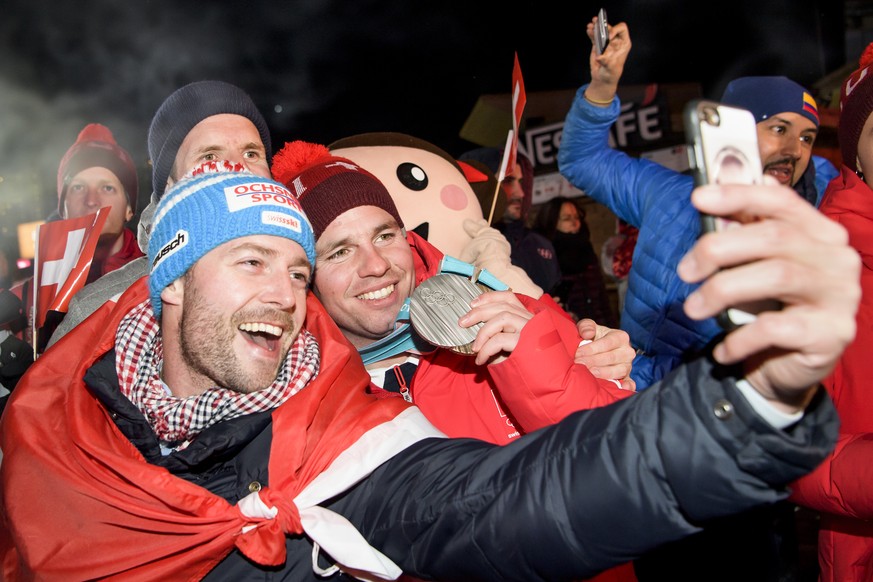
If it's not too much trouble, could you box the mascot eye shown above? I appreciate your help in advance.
[396,163,428,191]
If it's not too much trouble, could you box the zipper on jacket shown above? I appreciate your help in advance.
[392,365,413,402]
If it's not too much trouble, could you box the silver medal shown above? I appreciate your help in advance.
[409,274,485,355]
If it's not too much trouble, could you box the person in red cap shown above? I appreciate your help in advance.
[56,123,143,281]
[789,42,873,582]
[7,123,143,353]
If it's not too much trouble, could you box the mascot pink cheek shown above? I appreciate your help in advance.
[440,184,469,211]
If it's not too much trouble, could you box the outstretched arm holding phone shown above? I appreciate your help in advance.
[679,179,860,413]
[559,17,726,389]
[363,180,858,581]
[584,16,632,105]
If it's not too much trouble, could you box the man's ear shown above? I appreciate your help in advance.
[160,278,184,308]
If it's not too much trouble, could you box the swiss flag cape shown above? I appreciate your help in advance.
[1,278,438,580]
[34,207,109,329]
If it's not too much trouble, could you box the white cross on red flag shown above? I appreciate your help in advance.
[497,52,528,182]
[508,51,527,175]
[34,207,109,329]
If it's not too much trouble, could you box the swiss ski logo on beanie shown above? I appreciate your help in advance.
[261,210,303,234]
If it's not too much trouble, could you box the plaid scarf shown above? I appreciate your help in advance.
[115,299,320,446]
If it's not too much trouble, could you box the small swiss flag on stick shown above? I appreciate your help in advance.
[33,207,110,334]
[488,53,528,224]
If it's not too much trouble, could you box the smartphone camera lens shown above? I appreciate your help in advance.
[703,106,720,126]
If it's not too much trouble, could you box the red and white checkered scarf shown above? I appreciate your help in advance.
[115,299,320,446]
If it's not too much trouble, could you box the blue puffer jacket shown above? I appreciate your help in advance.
[558,85,721,389]
[813,156,839,206]
[558,85,834,389]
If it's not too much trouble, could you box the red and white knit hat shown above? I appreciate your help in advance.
[56,123,139,216]
[271,141,404,239]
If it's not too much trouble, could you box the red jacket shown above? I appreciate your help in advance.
[1,278,421,579]
[790,167,873,582]
[400,232,632,444]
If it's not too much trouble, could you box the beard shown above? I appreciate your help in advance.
[762,156,798,184]
[178,280,295,394]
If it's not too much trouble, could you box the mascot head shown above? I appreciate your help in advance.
[329,132,503,258]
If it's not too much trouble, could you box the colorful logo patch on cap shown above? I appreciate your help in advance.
[802,92,819,124]
[152,229,188,268]
[224,181,303,213]
[261,210,303,233]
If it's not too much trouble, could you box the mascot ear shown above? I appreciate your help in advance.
[457,160,488,184]
[459,159,506,225]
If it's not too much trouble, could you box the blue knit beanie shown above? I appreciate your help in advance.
[720,76,819,128]
[148,169,315,316]
[147,80,272,202]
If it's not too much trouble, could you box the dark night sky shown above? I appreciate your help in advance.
[0,0,850,251]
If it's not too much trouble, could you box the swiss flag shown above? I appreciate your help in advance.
[508,51,527,176]
[34,207,109,329]
[497,53,527,182]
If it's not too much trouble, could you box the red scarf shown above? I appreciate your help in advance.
[1,278,422,580]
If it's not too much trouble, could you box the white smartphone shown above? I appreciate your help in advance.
[684,99,781,329]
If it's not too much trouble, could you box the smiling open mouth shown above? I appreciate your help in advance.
[239,322,282,351]
[357,284,394,301]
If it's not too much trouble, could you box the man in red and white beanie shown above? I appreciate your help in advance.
[271,140,634,448]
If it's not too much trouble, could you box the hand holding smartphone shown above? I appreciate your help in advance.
[684,100,781,329]
[594,8,609,55]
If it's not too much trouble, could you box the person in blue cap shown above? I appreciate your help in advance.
[557,17,835,391]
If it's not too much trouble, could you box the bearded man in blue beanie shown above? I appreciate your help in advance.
[557,18,835,391]
[49,80,274,346]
